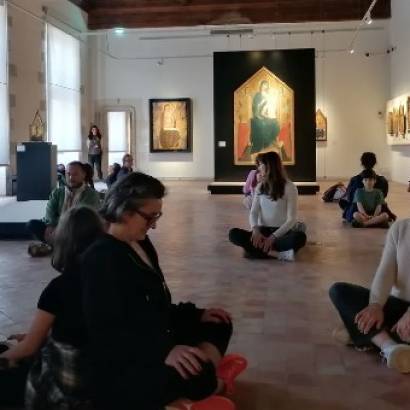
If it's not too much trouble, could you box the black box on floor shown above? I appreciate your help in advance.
[16,142,57,201]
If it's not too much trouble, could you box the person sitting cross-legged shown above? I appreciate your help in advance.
[329,219,410,373]
[350,169,389,228]
[26,161,100,256]
[229,151,306,262]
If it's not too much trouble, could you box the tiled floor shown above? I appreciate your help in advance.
[1,181,410,409]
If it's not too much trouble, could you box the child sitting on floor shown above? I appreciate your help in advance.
[351,169,389,228]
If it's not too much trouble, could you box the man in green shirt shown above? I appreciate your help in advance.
[27,161,100,253]
[352,169,389,228]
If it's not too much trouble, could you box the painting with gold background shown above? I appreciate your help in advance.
[234,67,295,165]
[386,94,410,145]
[316,109,327,141]
[150,98,192,152]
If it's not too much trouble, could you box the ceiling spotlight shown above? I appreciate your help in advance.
[349,48,355,54]
[157,58,164,66]
[364,12,373,25]
[114,27,125,35]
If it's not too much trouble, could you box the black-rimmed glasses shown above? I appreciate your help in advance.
[135,209,162,225]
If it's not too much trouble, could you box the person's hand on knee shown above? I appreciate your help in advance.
[355,303,384,334]
[251,228,265,249]
[165,345,208,380]
[392,311,410,343]
[261,235,275,253]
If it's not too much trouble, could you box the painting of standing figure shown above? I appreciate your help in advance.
[234,67,295,165]
[150,98,192,152]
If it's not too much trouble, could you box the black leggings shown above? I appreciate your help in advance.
[88,154,102,180]
[329,282,410,347]
[229,226,306,257]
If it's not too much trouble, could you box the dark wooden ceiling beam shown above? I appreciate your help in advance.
[69,0,391,30]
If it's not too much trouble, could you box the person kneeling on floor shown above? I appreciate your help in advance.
[229,151,306,262]
[349,169,389,228]
[330,219,410,373]
[26,161,100,257]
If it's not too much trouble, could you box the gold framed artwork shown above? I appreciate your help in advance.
[233,66,295,165]
[149,98,192,152]
[29,110,45,142]
[316,109,327,141]
[386,94,410,145]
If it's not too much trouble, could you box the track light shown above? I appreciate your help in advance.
[114,27,125,35]
[364,12,373,25]
[349,49,355,54]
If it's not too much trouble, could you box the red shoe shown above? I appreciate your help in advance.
[216,354,248,395]
[191,396,235,410]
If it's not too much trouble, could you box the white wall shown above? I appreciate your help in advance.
[94,22,391,180]
[0,0,88,195]
[389,0,410,184]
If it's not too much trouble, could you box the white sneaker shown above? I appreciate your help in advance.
[277,249,295,262]
[332,325,353,346]
[381,344,410,373]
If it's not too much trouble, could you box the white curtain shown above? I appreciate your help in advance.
[107,111,129,166]
[47,25,81,163]
[0,2,9,166]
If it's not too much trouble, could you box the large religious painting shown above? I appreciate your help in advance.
[150,98,192,152]
[315,109,327,141]
[234,67,295,165]
[386,94,410,145]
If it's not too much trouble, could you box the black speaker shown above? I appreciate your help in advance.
[16,142,57,201]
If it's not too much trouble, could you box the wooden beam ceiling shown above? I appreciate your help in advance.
[69,0,391,30]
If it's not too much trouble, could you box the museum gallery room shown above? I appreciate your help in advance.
[2,0,410,409]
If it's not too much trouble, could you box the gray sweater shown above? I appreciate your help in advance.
[370,219,410,306]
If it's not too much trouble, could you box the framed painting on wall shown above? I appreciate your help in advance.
[315,109,327,141]
[149,98,192,152]
[386,94,410,145]
[233,66,295,165]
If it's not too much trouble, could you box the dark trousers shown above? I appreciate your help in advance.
[162,321,233,404]
[93,321,233,410]
[0,344,31,406]
[229,226,307,257]
[329,282,410,347]
[27,219,47,243]
[88,154,102,180]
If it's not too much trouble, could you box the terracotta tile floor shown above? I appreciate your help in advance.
[1,181,410,409]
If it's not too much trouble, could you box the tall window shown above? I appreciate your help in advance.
[0,2,8,195]
[47,25,81,165]
[107,111,131,166]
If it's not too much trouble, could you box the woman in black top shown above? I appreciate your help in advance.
[0,206,105,409]
[87,125,103,180]
[81,172,233,410]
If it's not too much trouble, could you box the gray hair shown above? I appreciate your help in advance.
[100,172,166,223]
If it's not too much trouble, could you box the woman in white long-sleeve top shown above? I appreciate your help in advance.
[330,219,410,373]
[229,151,306,262]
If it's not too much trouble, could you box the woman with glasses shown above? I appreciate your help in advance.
[81,172,242,410]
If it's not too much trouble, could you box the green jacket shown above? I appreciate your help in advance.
[43,186,100,227]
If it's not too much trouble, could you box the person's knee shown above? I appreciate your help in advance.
[26,219,39,234]
[329,282,351,305]
[228,228,241,244]
[185,361,217,401]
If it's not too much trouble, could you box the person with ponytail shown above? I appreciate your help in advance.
[229,151,306,261]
